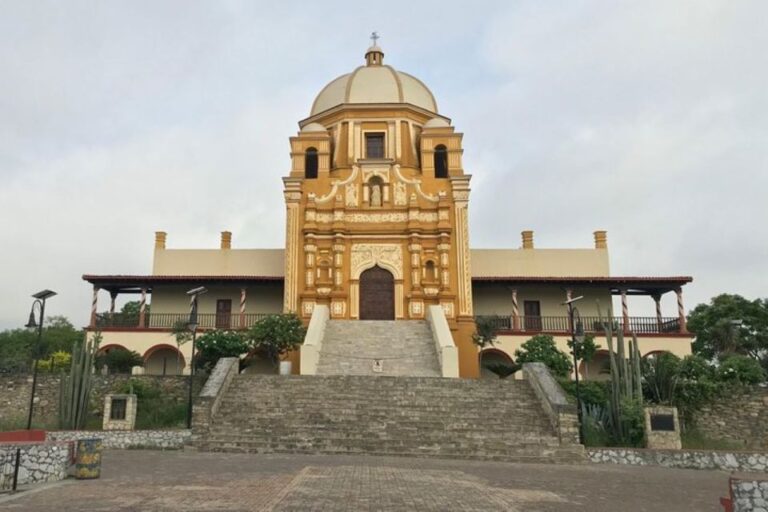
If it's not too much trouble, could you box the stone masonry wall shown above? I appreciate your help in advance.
[0,374,204,428]
[694,387,768,450]
[0,443,70,488]
[731,474,768,512]
[589,448,768,473]
[47,430,191,450]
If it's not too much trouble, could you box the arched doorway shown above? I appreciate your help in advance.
[143,344,186,376]
[480,349,518,379]
[359,265,395,320]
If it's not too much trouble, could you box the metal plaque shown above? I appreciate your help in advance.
[650,413,675,431]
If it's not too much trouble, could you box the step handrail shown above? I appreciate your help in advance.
[192,357,239,439]
[426,305,459,378]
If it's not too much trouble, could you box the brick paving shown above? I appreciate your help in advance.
[0,449,728,511]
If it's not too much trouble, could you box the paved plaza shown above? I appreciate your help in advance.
[0,450,727,511]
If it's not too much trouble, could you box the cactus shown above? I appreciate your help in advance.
[598,305,643,443]
[59,333,100,430]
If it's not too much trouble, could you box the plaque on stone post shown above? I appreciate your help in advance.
[643,405,681,449]
[102,394,137,431]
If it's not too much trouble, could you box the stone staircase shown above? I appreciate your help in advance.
[316,320,441,377]
[197,375,585,463]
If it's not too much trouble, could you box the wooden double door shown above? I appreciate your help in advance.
[359,265,395,320]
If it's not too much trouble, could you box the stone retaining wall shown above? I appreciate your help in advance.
[589,447,768,473]
[0,442,70,488]
[0,374,204,427]
[47,430,191,450]
[730,474,768,512]
[695,387,768,450]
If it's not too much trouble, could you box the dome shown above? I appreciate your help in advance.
[301,122,327,133]
[310,46,438,117]
[424,117,450,128]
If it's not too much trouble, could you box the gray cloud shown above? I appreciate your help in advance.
[0,1,765,328]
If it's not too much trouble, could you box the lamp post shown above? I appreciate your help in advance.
[24,289,57,430]
[185,286,207,429]
[563,295,585,444]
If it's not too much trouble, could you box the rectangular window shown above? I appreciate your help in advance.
[110,398,127,420]
[365,133,385,159]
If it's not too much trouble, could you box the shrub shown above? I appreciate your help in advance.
[247,314,306,366]
[195,330,249,372]
[678,354,714,381]
[37,350,72,372]
[96,348,144,374]
[642,352,682,404]
[717,354,766,384]
[514,335,572,378]
[559,379,609,409]
[472,316,499,348]
[616,397,645,447]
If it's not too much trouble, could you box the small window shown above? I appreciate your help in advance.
[365,133,385,159]
[424,260,437,281]
[110,398,127,420]
[305,147,318,179]
[434,145,448,178]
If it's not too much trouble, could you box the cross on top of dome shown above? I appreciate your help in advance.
[365,31,384,66]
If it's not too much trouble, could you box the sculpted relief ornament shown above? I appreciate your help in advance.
[345,183,358,207]
[350,244,403,279]
[394,181,407,206]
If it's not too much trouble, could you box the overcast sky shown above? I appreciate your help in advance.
[1,1,766,330]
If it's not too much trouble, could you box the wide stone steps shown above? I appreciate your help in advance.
[316,320,441,377]
[196,374,586,463]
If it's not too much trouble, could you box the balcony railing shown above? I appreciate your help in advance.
[475,315,682,334]
[94,312,271,330]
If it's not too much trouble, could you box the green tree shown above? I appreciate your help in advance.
[717,354,766,384]
[195,330,249,371]
[0,316,83,372]
[247,314,306,367]
[472,316,499,349]
[688,294,768,361]
[514,335,573,378]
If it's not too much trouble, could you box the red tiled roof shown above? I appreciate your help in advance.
[82,274,282,285]
[472,276,692,284]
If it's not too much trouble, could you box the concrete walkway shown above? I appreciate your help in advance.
[0,450,727,511]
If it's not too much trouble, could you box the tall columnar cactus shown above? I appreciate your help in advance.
[598,306,643,441]
[59,333,100,430]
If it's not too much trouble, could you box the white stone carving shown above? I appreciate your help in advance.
[394,181,407,206]
[345,183,358,207]
[350,244,403,279]
[315,165,359,204]
[441,302,455,318]
[312,212,439,224]
[393,164,439,203]
[424,287,439,297]
[332,301,345,316]
[317,287,332,296]
[303,301,315,315]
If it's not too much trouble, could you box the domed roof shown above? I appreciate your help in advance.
[310,46,438,117]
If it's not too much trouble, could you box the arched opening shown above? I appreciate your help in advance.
[642,350,673,361]
[434,145,448,178]
[480,349,518,379]
[423,260,438,282]
[359,265,395,320]
[305,147,318,179]
[579,350,612,381]
[143,344,186,376]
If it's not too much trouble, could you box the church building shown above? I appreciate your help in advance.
[83,43,693,379]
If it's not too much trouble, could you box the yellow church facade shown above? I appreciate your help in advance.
[83,45,693,379]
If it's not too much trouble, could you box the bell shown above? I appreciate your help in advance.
[25,309,38,329]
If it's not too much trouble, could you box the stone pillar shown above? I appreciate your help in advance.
[511,289,520,330]
[109,291,117,317]
[304,242,316,290]
[452,177,473,316]
[438,241,451,290]
[283,178,302,314]
[675,288,687,333]
[621,290,630,334]
[139,288,147,328]
[90,285,99,328]
[239,288,247,328]
[332,240,345,290]
[653,294,663,333]
[409,243,422,289]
